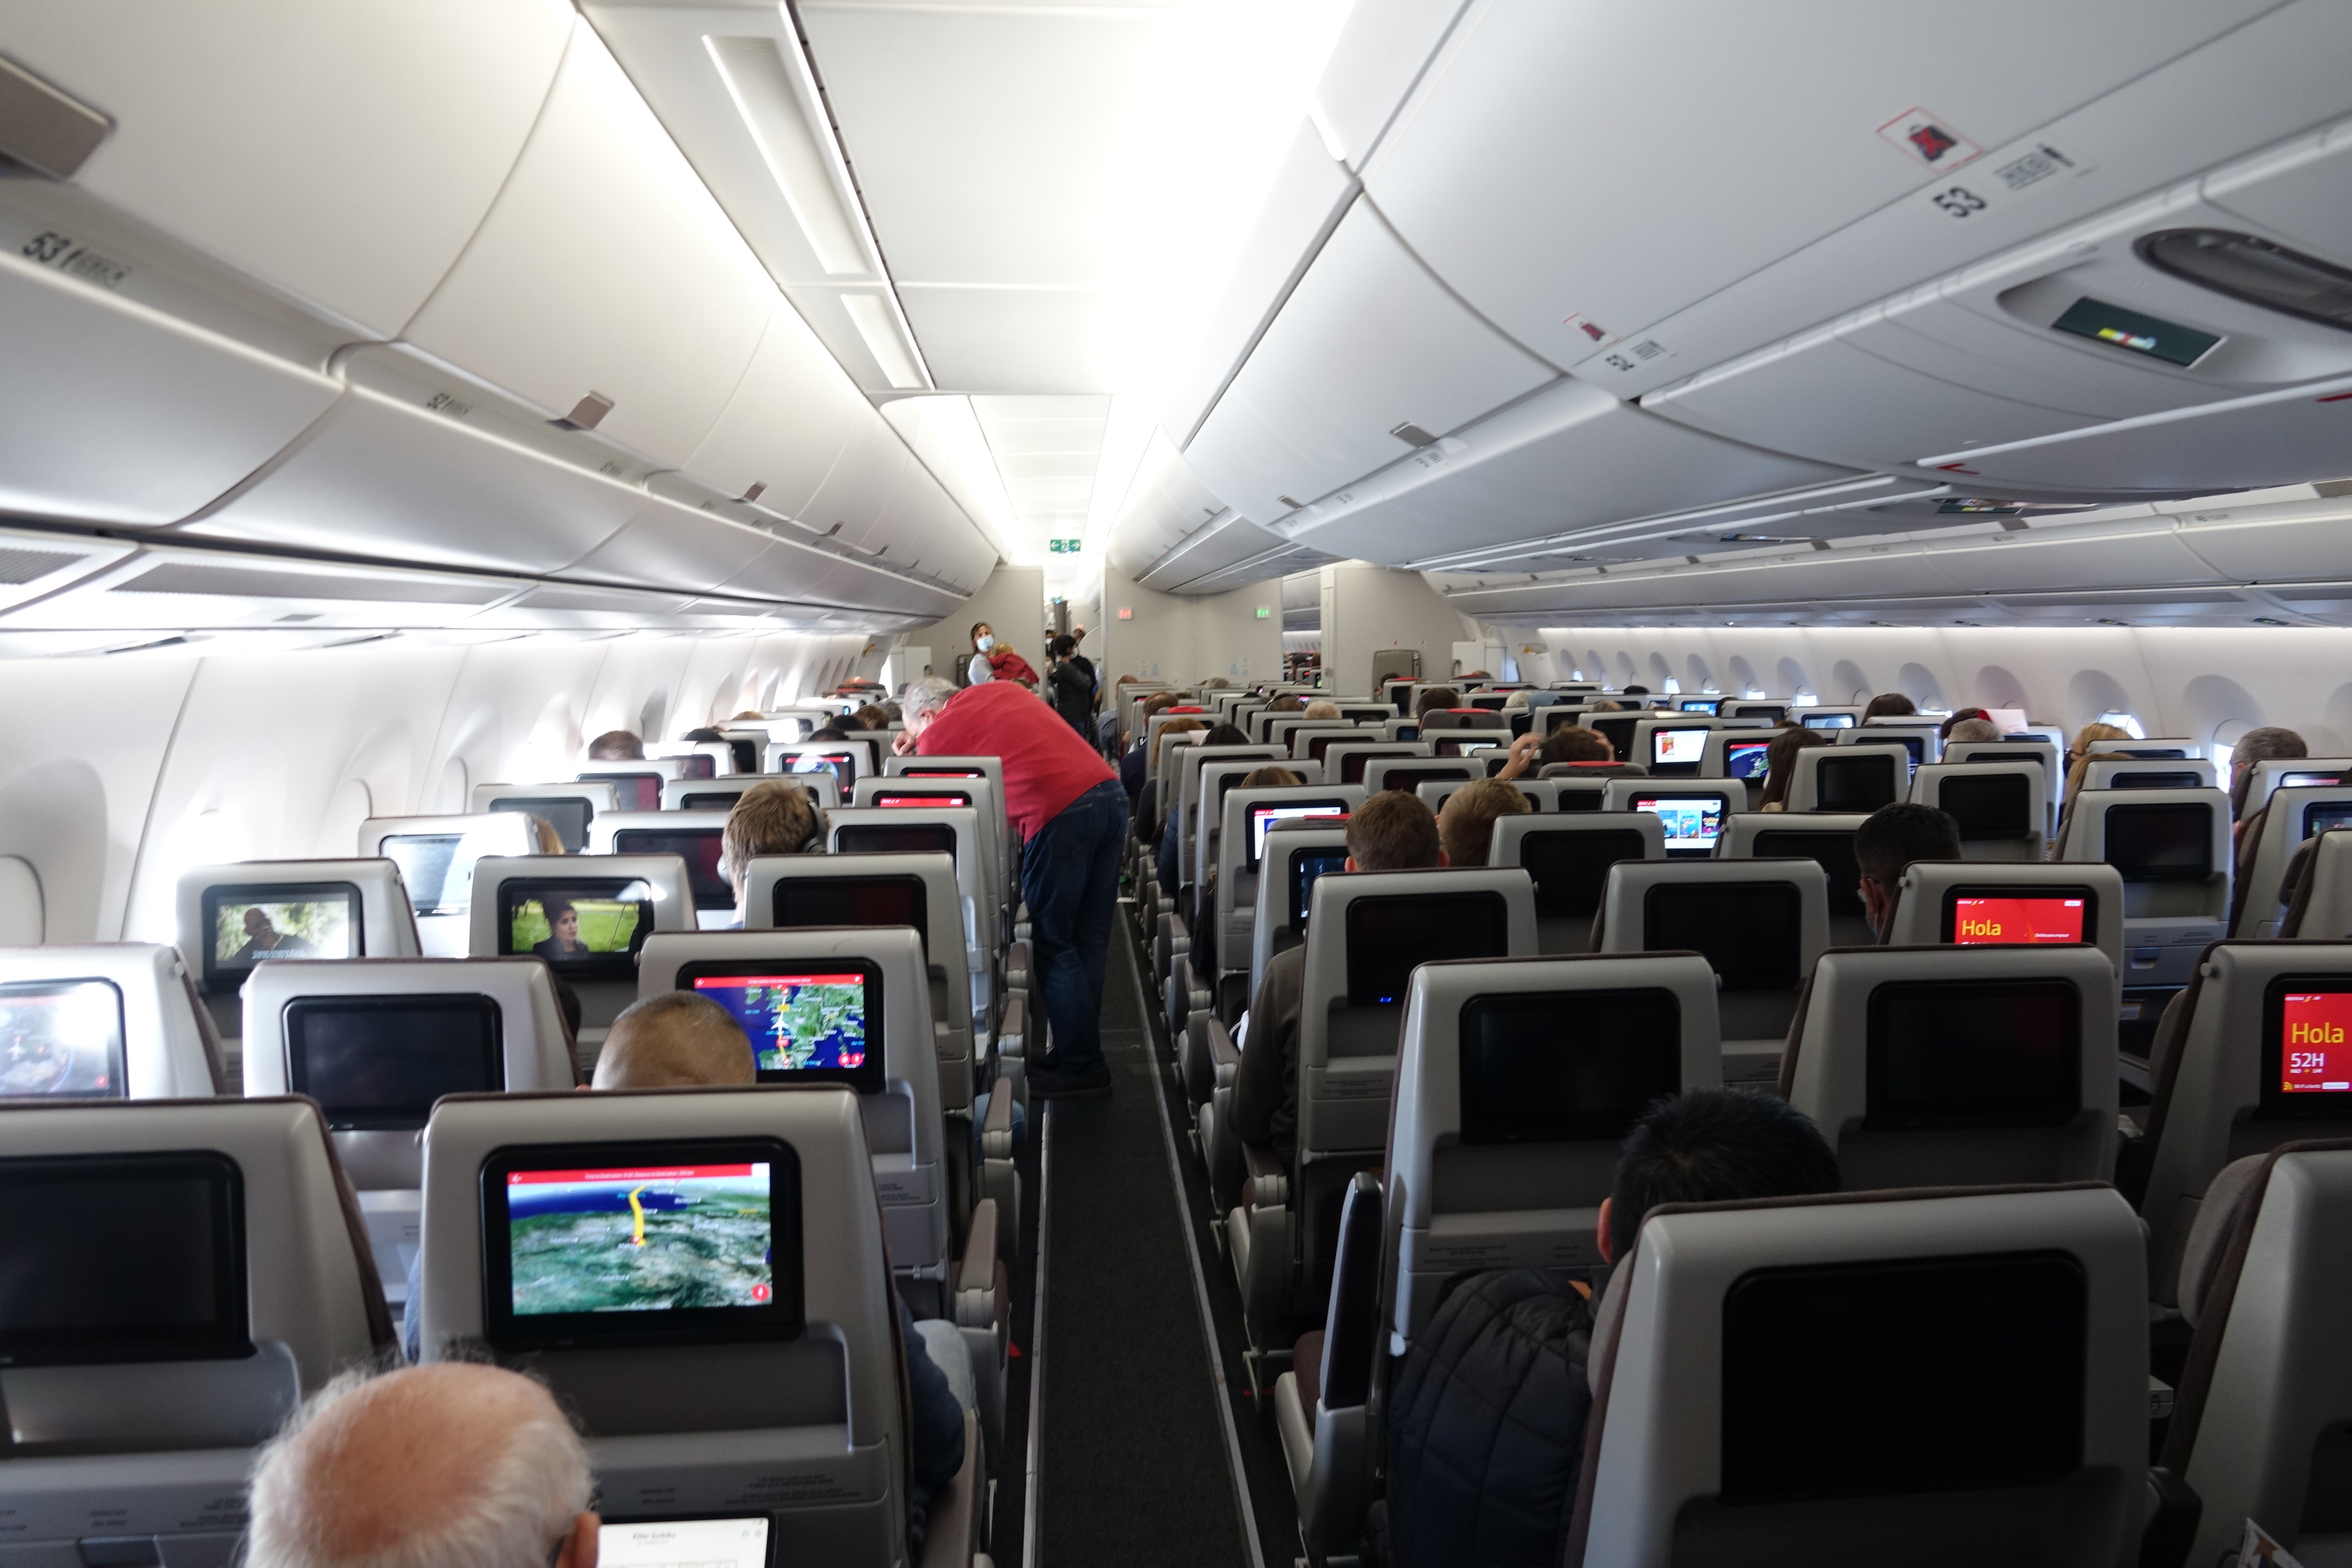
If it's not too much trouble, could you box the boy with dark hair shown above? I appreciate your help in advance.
[1852,800,1962,936]
[1381,1089,1840,1568]
[1230,791,1444,1161]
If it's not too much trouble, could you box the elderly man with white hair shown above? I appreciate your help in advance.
[895,673,1124,1098]
[246,1363,598,1568]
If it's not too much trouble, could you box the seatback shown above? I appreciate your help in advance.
[2236,786,2352,937]
[466,855,697,1034]
[587,811,736,924]
[1792,704,1864,731]
[0,1097,389,1564]
[469,779,619,853]
[1194,759,1295,895]
[1419,777,1560,815]
[746,851,974,1106]
[577,757,687,814]
[1249,825,1354,996]
[241,957,577,1302]
[1595,859,1830,1084]
[648,739,739,779]
[1883,861,2129,973]
[361,812,538,955]
[1361,756,1481,797]
[1782,946,2118,1189]
[1601,779,1735,858]
[1385,953,1719,1342]
[1700,730,1777,793]
[2284,829,2352,939]
[1785,743,1909,814]
[1176,746,1284,893]
[1944,740,2062,831]
[178,858,423,1045]
[1285,720,1363,760]
[2061,788,2232,987]
[823,807,996,1027]
[854,774,1008,922]
[1570,1185,2148,1568]
[2141,942,2352,1304]
[1296,868,1537,1157]
[1218,786,1362,991]
[0,943,222,1099]
[417,1086,907,1564]
[1910,762,2048,862]
[2163,1140,2352,1568]
[2082,757,2218,793]
[2105,739,2201,762]
[638,927,951,1305]
[668,772,838,811]
[1719,813,1875,948]
[1489,813,1666,955]
[769,742,869,802]
[880,756,1013,912]
[1854,719,1942,766]
[1552,776,1615,812]
[1323,741,1433,787]
[1425,728,1511,762]
[1631,717,1719,777]
[2243,757,2352,822]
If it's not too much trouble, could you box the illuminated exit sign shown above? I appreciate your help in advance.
[1047,538,1083,553]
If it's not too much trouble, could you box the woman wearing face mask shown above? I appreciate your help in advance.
[966,621,1039,690]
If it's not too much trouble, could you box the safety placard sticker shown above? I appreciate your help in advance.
[1878,107,1982,170]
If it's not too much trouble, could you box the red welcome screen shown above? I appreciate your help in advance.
[1953,896,2084,945]
[2281,991,2352,1093]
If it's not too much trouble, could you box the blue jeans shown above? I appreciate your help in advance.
[1021,779,1126,1072]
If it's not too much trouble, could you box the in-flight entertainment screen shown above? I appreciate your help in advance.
[1633,795,1725,855]
[2271,984,2352,1106]
[498,880,655,979]
[486,796,592,854]
[612,829,731,912]
[481,1138,801,1350]
[1251,803,1348,866]
[770,877,928,954]
[1949,894,2088,947]
[599,1519,769,1568]
[0,978,126,1100]
[1290,849,1347,925]
[202,883,360,992]
[284,994,502,1128]
[681,962,882,1091]
[1725,740,1773,782]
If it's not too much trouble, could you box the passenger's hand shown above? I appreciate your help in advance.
[1498,732,1541,779]
[892,728,919,756]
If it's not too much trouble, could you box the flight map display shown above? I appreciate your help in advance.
[692,973,868,1074]
[503,1161,774,1316]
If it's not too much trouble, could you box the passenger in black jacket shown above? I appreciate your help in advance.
[1377,1089,1839,1568]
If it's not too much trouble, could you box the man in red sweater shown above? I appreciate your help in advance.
[896,675,1124,1096]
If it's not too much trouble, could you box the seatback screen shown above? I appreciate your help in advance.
[1251,803,1348,867]
[901,768,985,780]
[0,978,126,1100]
[678,754,717,780]
[612,829,731,912]
[284,994,503,1129]
[488,796,592,854]
[835,822,957,858]
[2103,802,2212,881]
[2261,978,2352,1116]
[679,962,880,1090]
[1590,716,1639,759]
[599,1519,768,1568]
[1517,829,1648,919]
[202,882,361,993]
[1815,754,1899,813]
[1725,740,1772,782]
[2302,802,2352,841]
[1800,711,1855,730]
[1731,704,1786,722]
[785,753,856,796]
[681,789,751,812]
[1632,795,1725,855]
[584,773,662,813]
[1947,893,2089,947]
[1642,883,1802,991]
[2282,769,2341,789]
[1457,988,1680,1144]
[1339,749,1412,785]
[385,826,517,917]
[1376,765,1471,796]
[1938,772,2032,839]
[771,877,927,955]
[1651,728,1708,770]
[497,879,655,979]
[2109,769,2200,791]
[1344,892,1512,1007]
[1290,849,1348,926]
[481,1138,801,1350]
[1753,830,1864,917]
[1721,1252,2085,1503]
[1866,979,2080,1128]
[0,1151,247,1365]
[876,791,969,809]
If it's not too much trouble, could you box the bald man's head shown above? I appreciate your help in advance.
[247,1364,596,1568]
[591,992,756,1089]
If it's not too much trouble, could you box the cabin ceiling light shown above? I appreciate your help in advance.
[705,34,871,276]
[843,293,926,390]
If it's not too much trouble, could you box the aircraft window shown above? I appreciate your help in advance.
[2138,228,2352,334]
[201,881,362,994]
[0,1151,249,1365]
[0,978,126,1099]
[2091,710,2146,740]
[284,994,503,1129]
[678,959,882,1090]
[479,1136,803,1350]
[496,878,655,979]
[1456,988,1681,1145]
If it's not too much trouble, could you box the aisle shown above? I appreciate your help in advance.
[1025,909,1256,1567]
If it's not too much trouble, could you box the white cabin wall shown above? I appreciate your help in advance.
[1544,625,2352,754]
[904,566,1047,681]
[0,630,867,947]
[1321,561,1477,697]
[1093,561,1282,687]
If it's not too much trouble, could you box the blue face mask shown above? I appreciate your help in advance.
[977,635,995,652]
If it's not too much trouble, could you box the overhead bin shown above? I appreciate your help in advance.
[1184,197,1555,525]
[1308,0,1474,173]
[1106,431,1234,580]
[1644,133,2352,497]
[0,247,339,525]
[401,17,773,469]
[1158,118,1357,445]
[558,495,778,596]
[1354,0,2293,380]
[682,302,865,517]
[0,0,569,336]
[1273,380,1855,566]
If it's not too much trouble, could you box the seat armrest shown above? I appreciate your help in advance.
[981,1082,1016,1160]
[1241,1140,1289,1209]
[955,1198,1000,1312]
[2138,1466,2199,1568]
[916,1408,982,1568]
[1207,1018,1241,1079]
[996,995,1026,1061]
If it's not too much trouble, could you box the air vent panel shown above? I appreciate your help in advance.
[112,563,512,604]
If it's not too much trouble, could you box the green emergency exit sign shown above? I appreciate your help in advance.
[1048,538,1083,553]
